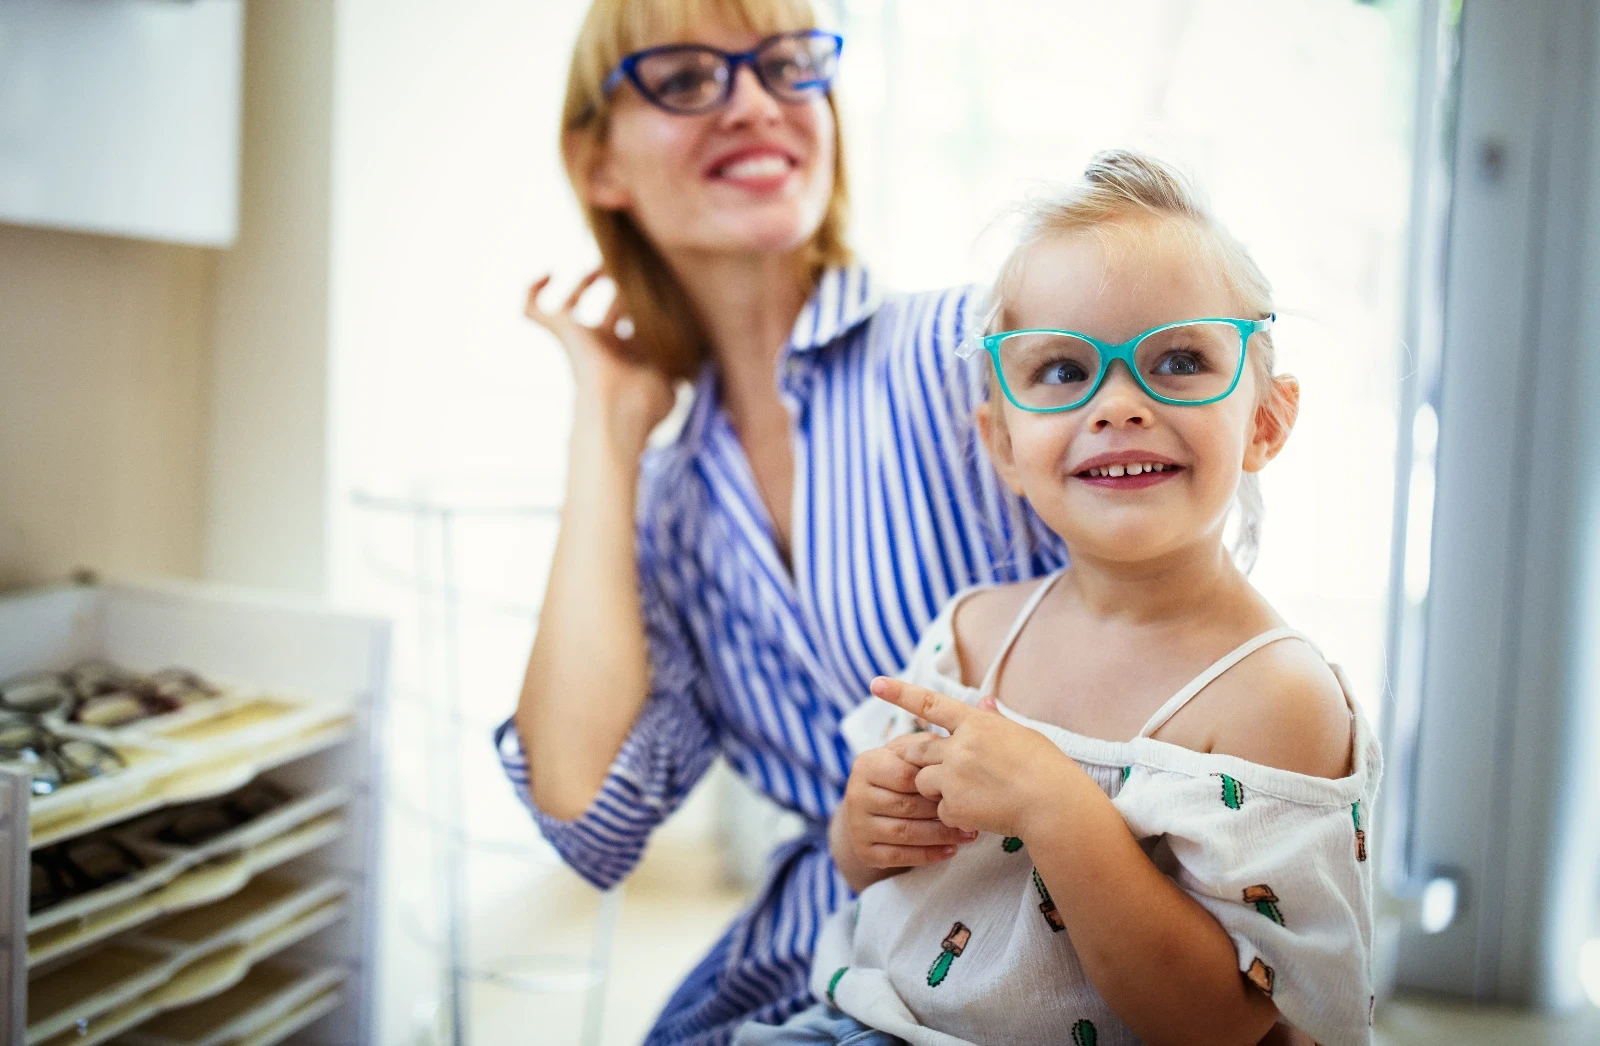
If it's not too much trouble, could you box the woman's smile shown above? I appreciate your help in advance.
[705,144,800,192]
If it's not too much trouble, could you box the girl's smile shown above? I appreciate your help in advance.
[1072,450,1186,490]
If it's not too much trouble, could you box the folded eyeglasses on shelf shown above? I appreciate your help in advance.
[0,660,224,796]
[30,833,147,915]
[27,779,293,915]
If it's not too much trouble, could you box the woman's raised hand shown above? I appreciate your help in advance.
[527,270,677,451]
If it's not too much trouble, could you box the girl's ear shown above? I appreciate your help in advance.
[976,399,1027,496]
[566,129,631,210]
[1243,373,1301,473]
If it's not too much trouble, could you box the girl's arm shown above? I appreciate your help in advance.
[514,273,677,819]
[1022,778,1280,1046]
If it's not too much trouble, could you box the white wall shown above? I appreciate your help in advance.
[206,0,338,594]
[0,223,213,588]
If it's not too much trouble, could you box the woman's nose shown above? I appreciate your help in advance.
[719,63,782,126]
[1086,363,1150,431]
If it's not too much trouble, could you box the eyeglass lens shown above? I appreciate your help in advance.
[633,32,839,113]
[994,322,1244,410]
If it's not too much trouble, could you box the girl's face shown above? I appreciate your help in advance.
[586,24,835,261]
[981,223,1297,566]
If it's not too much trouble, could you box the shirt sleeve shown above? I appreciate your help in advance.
[494,489,719,892]
[1115,765,1377,1046]
[913,285,1068,582]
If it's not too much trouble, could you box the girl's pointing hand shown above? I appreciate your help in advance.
[872,676,1082,840]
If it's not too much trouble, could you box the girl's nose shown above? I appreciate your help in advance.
[1086,362,1150,431]
[719,63,782,127]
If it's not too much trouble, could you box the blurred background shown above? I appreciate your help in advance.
[2,0,1598,1044]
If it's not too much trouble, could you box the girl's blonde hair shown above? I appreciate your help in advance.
[983,149,1287,573]
[560,0,853,380]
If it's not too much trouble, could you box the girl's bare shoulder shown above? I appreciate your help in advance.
[949,579,1047,690]
[1203,638,1354,780]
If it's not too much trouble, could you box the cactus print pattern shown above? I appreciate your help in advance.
[927,922,971,987]
[1246,957,1275,996]
[826,966,847,1005]
[1353,801,1368,862]
[1216,773,1244,809]
[1032,867,1065,932]
[1243,885,1284,926]
[1071,1019,1098,1045]
[1002,836,1024,853]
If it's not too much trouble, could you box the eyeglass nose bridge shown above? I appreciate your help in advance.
[719,53,779,108]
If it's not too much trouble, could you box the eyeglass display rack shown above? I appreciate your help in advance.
[0,578,390,1046]
[351,489,620,1046]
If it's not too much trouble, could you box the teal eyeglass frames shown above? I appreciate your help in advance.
[957,316,1274,413]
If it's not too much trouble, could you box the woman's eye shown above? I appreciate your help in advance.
[1036,360,1089,385]
[656,69,714,97]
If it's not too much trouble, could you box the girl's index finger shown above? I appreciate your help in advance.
[869,677,972,733]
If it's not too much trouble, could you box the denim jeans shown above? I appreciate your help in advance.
[733,1004,906,1046]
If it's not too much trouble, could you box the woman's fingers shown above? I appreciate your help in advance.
[525,274,555,324]
[600,294,627,338]
[561,267,607,313]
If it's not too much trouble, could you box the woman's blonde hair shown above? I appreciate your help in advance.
[983,149,1288,573]
[560,0,853,379]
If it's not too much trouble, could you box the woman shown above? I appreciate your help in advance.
[498,0,1060,1041]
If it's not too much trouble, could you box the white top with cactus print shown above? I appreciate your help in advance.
[815,571,1382,1046]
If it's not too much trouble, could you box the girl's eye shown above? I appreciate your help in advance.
[1036,360,1090,386]
[1153,351,1205,377]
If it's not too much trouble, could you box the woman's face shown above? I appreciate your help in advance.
[983,223,1293,566]
[587,24,835,260]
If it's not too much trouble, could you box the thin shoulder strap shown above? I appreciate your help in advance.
[1136,627,1319,739]
[978,568,1068,695]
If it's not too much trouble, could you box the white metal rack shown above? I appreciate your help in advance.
[0,579,390,1046]
[351,490,619,1046]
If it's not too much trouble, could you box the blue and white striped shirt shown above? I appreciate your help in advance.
[496,266,1063,1044]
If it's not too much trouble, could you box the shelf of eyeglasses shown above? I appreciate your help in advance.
[107,963,347,1046]
[26,873,350,1046]
[24,690,356,849]
[29,794,351,967]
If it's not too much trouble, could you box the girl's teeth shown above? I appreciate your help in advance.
[1086,462,1171,477]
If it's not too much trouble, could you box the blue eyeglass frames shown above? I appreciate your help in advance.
[601,30,844,115]
[957,316,1275,413]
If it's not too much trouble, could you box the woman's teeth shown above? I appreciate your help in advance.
[1083,462,1173,478]
[719,155,790,179]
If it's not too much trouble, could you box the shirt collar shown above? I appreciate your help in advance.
[785,263,883,354]
[671,264,882,451]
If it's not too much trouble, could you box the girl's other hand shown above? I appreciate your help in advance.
[832,744,977,890]
[526,270,676,451]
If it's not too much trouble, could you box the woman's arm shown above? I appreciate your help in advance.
[513,273,677,820]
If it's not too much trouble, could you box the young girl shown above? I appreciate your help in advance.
[736,151,1381,1046]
